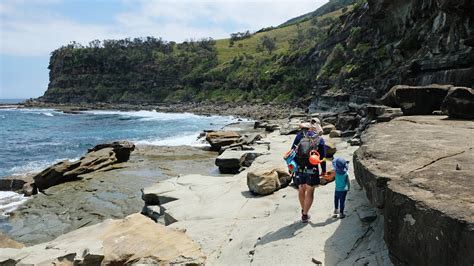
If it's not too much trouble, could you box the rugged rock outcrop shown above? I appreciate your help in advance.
[33,141,135,191]
[0,214,206,265]
[354,116,474,265]
[441,87,474,119]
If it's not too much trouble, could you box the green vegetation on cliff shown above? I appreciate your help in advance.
[42,0,474,107]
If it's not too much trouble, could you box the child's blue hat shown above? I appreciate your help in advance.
[332,157,349,174]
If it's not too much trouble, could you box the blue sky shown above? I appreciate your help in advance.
[0,0,326,99]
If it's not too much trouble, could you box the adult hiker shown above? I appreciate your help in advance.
[291,120,326,223]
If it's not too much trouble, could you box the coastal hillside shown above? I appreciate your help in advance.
[40,0,474,109]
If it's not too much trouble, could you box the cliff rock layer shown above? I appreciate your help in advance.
[353,116,474,265]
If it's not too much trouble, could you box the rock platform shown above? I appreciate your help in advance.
[354,116,474,265]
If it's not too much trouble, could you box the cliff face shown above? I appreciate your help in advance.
[308,0,474,110]
[40,0,473,106]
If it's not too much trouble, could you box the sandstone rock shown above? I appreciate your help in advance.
[215,147,268,174]
[329,130,342,138]
[0,233,24,249]
[0,178,26,192]
[354,116,474,265]
[205,131,241,151]
[322,124,336,134]
[0,214,206,265]
[87,141,135,162]
[381,84,453,115]
[441,87,474,119]
[247,159,291,195]
[32,141,135,191]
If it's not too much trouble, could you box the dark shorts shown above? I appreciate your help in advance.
[295,168,320,187]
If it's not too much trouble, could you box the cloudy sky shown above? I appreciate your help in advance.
[0,0,326,99]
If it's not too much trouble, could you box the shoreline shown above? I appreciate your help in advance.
[21,101,303,120]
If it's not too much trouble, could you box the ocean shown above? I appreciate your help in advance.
[0,108,241,215]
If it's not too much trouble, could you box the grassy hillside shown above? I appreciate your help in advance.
[215,6,353,64]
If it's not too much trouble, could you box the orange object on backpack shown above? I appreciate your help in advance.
[308,150,321,165]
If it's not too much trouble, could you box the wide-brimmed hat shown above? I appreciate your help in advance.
[332,157,349,174]
[300,121,323,135]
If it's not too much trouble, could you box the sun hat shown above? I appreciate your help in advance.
[332,157,349,174]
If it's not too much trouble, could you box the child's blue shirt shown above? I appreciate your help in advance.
[335,172,349,191]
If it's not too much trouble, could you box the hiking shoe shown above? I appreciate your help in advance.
[339,213,346,219]
[301,214,311,223]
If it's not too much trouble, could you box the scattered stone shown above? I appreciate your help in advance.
[322,124,336,134]
[356,207,378,223]
[349,138,361,146]
[329,130,342,138]
[440,87,474,119]
[456,163,461,170]
[312,257,322,265]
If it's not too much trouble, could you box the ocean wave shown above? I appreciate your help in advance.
[9,157,80,176]
[84,110,221,122]
[0,191,28,216]
[133,132,209,147]
[41,112,54,117]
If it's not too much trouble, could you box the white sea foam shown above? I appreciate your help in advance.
[84,110,234,122]
[41,112,54,117]
[134,132,209,147]
[0,191,28,216]
[9,157,80,176]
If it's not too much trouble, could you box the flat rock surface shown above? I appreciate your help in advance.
[146,132,391,265]
[355,116,474,221]
[354,115,474,265]
[0,213,205,265]
[0,145,220,245]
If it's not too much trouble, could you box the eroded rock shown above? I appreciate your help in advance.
[205,131,241,151]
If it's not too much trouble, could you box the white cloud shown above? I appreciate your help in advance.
[1,0,327,56]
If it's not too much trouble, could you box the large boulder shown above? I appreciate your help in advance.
[354,116,474,265]
[33,141,135,191]
[0,213,206,265]
[246,156,291,195]
[205,131,241,151]
[381,84,453,115]
[441,87,474,119]
[215,147,268,174]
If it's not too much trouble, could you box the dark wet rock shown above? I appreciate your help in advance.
[341,130,356,137]
[0,178,27,192]
[1,145,218,245]
[441,87,474,119]
[381,84,453,115]
[205,131,241,151]
[354,115,474,266]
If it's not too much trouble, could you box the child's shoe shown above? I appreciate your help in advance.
[332,209,338,218]
[339,213,346,219]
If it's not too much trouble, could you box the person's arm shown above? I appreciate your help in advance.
[291,132,302,150]
[346,173,351,191]
[318,137,326,158]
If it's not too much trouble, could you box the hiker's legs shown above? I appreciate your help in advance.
[339,191,348,213]
[298,185,306,212]
[303,184,315,215]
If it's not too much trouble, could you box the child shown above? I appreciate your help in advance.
[332,157,350,218]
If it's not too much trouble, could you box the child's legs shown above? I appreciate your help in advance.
[339,191,348,213]
[334,192,340,210]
